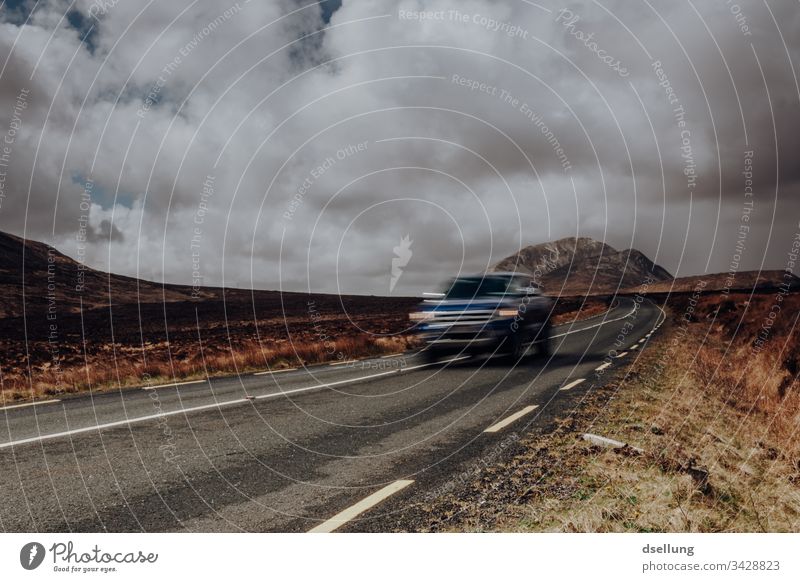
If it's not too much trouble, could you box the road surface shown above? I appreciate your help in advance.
[0,297,663,532]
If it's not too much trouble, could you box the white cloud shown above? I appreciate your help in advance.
[0,0,798,294]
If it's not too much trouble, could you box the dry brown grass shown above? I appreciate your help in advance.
[508,296,800,532]
[0,334,417,404]
[532,339,800,532]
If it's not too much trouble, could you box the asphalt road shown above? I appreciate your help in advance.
[0,297,663,532]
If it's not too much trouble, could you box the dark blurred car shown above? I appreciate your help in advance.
[410,272,554,362]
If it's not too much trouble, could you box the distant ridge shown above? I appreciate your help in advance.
[630,271,800,295]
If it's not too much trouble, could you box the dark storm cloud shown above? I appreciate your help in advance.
[0,0,798,294]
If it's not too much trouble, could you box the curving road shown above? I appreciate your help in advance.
[0,297,663,532]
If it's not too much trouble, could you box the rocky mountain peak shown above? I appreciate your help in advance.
[492,236,672,294]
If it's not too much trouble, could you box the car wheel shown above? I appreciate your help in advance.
[420,347,441,364]
[504,332,527,362]
[537,323,552,356]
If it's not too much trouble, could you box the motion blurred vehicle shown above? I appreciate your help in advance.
[410,272,554,362]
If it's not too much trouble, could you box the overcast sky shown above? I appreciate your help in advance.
[0,0,798,295]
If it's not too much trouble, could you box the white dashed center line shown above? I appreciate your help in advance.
[0,399,61,412]
[484,405,539,433]
[308,480,415,533]
[595,362,611,372]
[559,378,586,391]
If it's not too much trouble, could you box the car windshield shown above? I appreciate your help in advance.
[443,276,512,299]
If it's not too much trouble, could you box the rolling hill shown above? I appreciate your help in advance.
[0,230,214,318]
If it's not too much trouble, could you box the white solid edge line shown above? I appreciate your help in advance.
[559,378,585,392]
[0,399,61,412]
[329,360,358,366]
[0,356,469,450]
[143,380,206,391]
[253,368,297,376]
[595,362,611,372]
[380,353,404,358]
[484,405,539,433]
[308,480,415,533]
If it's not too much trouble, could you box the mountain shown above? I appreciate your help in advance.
[492,236,614,275]
[492,236,673,294]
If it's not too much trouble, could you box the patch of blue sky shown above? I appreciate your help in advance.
[72,173,135,209]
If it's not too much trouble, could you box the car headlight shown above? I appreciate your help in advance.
[496,309,519,317]
[409,311,435,321]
